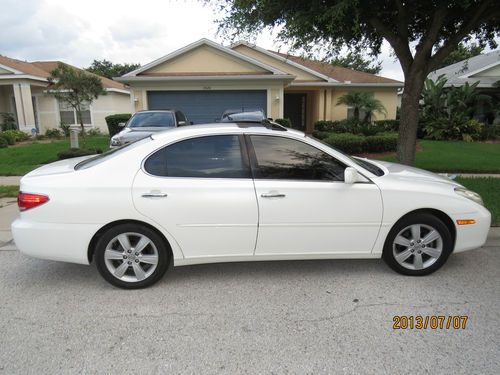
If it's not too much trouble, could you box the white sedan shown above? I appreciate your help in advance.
[12,123,491,288]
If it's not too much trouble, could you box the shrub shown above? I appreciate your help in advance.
[86,127,102,136]
[60,123,71,136]
[373,119,400,131]
[480,124,500,140]
[0,131,16,145]
[423,115,484,141]
[0,112,17,131]
[314,119,387,135]
[0,135,8,148]
[312,130,331,140]
[105,113,131,136]
[323,132,398,154]
[274,118,293,128]
[45,128,63,138]
[4,130,30,142]
[57,148,103,160]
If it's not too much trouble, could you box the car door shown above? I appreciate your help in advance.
[248,134,383,256]
[132,134,258,259]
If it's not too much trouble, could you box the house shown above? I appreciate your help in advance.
[0,55,131,134]
[427,50,500,124]
[117,39,403,133]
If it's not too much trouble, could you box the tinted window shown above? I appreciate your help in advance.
[250,136,346,181]
[175,111,187,123]
[128,112,175,128]
[145,135,249,178]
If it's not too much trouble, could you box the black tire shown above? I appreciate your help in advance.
[95,223,170,289]
[382,213,453,276]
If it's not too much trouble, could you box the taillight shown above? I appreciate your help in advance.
[17,192,49,211]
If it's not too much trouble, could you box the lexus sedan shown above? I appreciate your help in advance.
[109,109,190,148]
[12,123,490,289]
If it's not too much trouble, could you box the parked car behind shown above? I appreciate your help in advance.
[110,110,190,148]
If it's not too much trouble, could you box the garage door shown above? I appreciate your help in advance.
[147,90,267,124]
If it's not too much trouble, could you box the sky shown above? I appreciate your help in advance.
[0,0,422,81]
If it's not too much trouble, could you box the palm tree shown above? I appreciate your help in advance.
[336,92,386,122]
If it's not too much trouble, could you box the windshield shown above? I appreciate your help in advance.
[306,135,385,177]
[128,112,175,128]
[75,137,152,170]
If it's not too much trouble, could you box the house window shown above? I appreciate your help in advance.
[58,101,92,126]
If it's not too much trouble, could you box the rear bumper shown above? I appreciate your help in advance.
[11,219,101,265]
[452,205,491,253]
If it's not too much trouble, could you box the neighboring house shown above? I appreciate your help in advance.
[0,55,131,133]
[427,50,500,124]
[117,39,402,133]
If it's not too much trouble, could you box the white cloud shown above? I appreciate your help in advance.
[0,0,405,80]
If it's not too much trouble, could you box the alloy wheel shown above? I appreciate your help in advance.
[392,224,443,270]
[104,232,159,282]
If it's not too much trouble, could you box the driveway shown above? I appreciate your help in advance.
[0,202,499,374]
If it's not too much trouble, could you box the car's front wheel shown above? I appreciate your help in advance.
[383,213,453,276]
[95,224,170,289]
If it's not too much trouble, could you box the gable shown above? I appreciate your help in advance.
[232,44,325,82]
[470,64,500,78]
[140,45,271,76]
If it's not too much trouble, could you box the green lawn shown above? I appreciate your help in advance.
[456,177,500,226]
[0,185,18,198]
[0,136,110,176]
[374,140,500,173]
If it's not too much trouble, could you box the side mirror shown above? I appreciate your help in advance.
[178,121,186,126]
[118,122,126,128]
[190,121,194,125]
[344,167,360,184]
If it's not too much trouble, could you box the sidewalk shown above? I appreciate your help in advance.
[0,176,22,185]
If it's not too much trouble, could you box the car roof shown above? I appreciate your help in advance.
[150,122,304,141]
[135,109,179,114]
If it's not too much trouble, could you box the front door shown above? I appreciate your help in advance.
[284,93,307,130]
[248,135,383,255]
[132,135,258,259]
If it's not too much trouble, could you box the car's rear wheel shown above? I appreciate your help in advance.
[383,213,453,276]
[95,224,169,289]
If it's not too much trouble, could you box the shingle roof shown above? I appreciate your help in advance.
[0,55,127,90]
[268,51,402,84]
[427,50,500,87]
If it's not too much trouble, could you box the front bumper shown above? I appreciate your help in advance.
[452,204,491,253]
[11,218,101,265]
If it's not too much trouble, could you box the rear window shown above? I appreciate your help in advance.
[75,137,151,170]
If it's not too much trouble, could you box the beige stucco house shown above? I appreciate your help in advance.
[0,56,131,134]
[117,39,403,133]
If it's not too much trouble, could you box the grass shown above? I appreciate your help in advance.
[456,177,500,226]
[373,140,500,173]
[0,136,110,176]
[0,185,18,198]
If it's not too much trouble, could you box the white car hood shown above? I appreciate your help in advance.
[373,160,462,187]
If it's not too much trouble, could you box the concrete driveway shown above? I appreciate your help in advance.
[0,201,499,374]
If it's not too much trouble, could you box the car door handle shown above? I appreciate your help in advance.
[141,192,168,198]
[261,192,286,198]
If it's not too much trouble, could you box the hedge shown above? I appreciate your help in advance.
[322,132,398,154]
[314,119,401,136]
[274,118,293,128]
[57,148,103,160]
[105,113,131,137]
[0,136,8,148]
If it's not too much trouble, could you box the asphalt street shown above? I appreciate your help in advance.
[0,200,499,374]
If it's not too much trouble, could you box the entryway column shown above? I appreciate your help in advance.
[12,83,36,133]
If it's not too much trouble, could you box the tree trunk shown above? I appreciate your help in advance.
[397,75,426,165]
